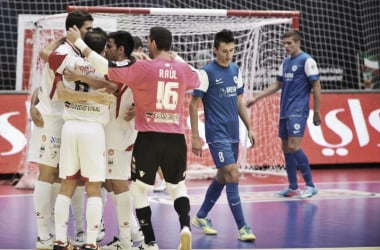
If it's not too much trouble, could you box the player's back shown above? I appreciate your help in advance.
[108,57,200,134]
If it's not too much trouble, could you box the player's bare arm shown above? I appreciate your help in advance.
[189,95,203,157]
[237,94,256,147]
[312,79,322,126]
[29,88,44,128]
[64,67,118,93]
[67,26,109,75]
[56,80,114,105]
[246,80,282,107]
[39,37,66,61]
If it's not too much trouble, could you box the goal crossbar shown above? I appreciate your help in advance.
[66,6,300,29]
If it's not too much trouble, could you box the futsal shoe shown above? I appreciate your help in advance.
[191,216,218,235]
[53,241,80,250]
[139,241,159,250]
[97,217,106,242]
[275,188,300,197]
[36,234,54,249]
[300,186,318,198]
[178,226,192,250]
[131,228,144,243]
[237,225,256,241]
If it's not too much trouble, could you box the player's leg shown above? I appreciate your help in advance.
[276,118,300,197]
[54,121,81,248]
[29,125,61,249]
[216,142,255,242]
[78,121,106,249]
[130,132,159,249]
[161,133,191,250]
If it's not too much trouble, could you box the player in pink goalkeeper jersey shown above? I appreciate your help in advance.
[67,26,202,250]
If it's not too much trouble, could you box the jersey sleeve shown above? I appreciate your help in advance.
[192,69,209,97]
[237,69,244,96]
[276,62,284,82]
[305,58,320,81]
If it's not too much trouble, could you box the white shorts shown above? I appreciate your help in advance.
[27,123,62,167]
[59,120,106,182]
[106,148,132,180]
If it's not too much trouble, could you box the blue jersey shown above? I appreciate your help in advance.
[276,51,319,118]
[193,60,244,143]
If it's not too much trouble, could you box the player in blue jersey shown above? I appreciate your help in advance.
[189,29,256,242]
[246,29,321,198]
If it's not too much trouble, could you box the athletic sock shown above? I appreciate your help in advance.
[136,206,156,244]
[226,183,246,229]
[284,152,299,190]
[34,180,53,240]
[174,196,191,229]
[115,191,132,245]
[197,179,224,218]
[86,197,103,245]
[294,149,315,187]
[71,185,85,233]
[54,194,71,243]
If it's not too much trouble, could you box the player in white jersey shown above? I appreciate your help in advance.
[45,29,115,250]
[65,30,144,250]
[29,10,94,250]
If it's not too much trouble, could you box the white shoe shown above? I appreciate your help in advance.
[178,226,192,250]
[96,217,106,242]
[36,235,53,250]
[131,228,144,243]
[153,180,166,192]
[73,231,85,247]
[140,241,159,250]
[103,236,139,250]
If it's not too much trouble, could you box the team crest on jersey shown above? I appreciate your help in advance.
[292,65,298,72]
[233,76,238,84]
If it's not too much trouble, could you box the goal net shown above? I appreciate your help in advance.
[17,7,298,188]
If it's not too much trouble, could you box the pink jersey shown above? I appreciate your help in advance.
[107,58,200,134]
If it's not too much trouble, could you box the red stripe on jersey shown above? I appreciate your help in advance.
[50,73,63,99]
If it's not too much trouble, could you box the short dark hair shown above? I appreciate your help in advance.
[133,36,143,50]
[282,29,302,42]
[84,27,107,54]
[213,29,235,49]
[107,30,135,57]
[149,26,172,51]
[65,10,93,31]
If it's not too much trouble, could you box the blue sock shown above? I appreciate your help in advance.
[197,179,224,218]
[284,153,298,190]
[294,149,315,187]
[226,183,246,230]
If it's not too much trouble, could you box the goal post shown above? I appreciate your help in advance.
[17,7,298,188]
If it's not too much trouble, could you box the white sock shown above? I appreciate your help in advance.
[50,182,61,236]
[71,186,85,233]
[34,180,52,240]
[54,194,71,243]
[115,191,132,245]
[86,197,103,245]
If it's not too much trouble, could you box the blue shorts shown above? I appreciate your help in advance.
[208,142,239,168]
[278,117,307,139]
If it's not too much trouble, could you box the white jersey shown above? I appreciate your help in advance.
[49,46,110,126]
[106,84,137,150]
[35,43,80,128]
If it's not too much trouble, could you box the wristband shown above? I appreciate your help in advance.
[74,38,88,53]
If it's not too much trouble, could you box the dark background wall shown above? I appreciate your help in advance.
[1,0,379,90]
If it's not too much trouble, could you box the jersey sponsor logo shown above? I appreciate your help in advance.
[152,112,179,124]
